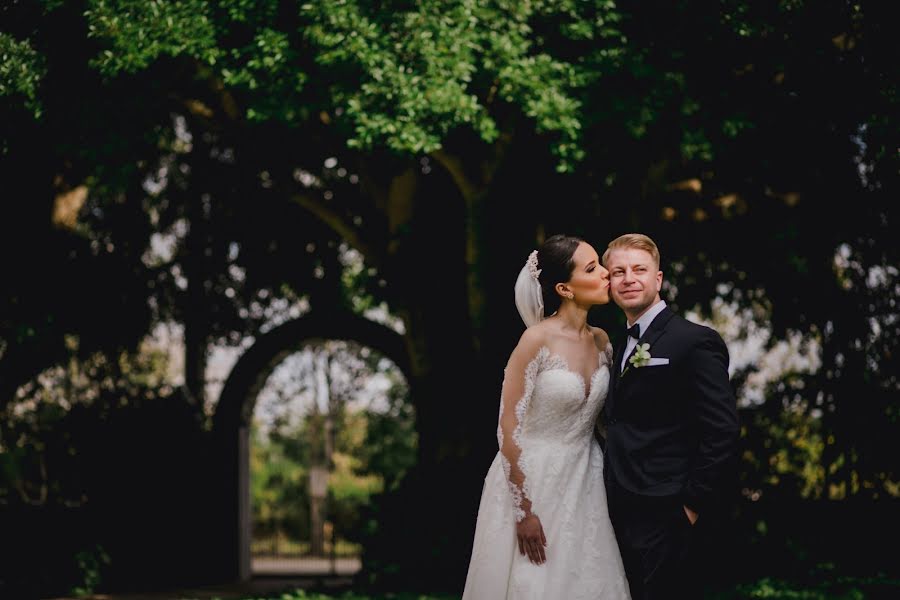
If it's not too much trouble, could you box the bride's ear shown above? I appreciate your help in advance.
[555,282,572,299]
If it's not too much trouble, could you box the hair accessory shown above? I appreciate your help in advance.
[515,250,545,327]
[526,250,541,281]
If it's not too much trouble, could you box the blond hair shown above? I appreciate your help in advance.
[602,233,661,269]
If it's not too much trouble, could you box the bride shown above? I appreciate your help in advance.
[462,234,631,599]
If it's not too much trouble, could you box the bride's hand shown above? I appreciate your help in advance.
[516,514,547,565]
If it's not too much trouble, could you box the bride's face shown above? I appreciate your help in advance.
[561,242,610,305]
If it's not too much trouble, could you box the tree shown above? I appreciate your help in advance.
[250,341,414,557]
[2,0,896,589]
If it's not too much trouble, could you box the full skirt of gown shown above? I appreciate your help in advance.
[462,435,630,599]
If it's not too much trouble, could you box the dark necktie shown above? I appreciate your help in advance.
[626,323,641,340]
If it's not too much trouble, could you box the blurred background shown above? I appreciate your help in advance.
[1,1,897,599]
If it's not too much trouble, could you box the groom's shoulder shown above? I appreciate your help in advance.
[668,311,725,342]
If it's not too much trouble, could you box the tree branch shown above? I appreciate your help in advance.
[192,59,242,122]
[289,192,384,269]
[430,148,480,201]
[431,136,517,350]
[386,167,418,256]
[482,130,514,185]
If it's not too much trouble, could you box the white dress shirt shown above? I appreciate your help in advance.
[620,300,668,373]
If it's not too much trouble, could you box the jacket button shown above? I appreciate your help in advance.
[608,418,618,425]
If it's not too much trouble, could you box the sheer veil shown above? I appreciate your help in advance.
[514,250,544,327]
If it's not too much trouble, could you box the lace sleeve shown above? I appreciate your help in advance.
[496,345,545,522]
[595,342,614,440]
[600,342,614,369]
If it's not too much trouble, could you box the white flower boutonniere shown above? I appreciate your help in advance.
[622,343,651,376]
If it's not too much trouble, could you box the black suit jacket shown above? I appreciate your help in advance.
[601,306,740,514]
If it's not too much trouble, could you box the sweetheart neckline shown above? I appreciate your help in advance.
[536,346,609,402]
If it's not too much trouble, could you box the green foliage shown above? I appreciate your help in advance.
[70,544,111,598]
[356,379,418,493]
[251,421,310,540]
[222,27,307,121]
[9,1,625,172]
[218,0,280,24]
[0,338,177,506]
[742,390,829,499]
[0,32,46,118]
[709,573,900,599]
[2,0,897,590]
[302,0,609,169]
[179,573,900,600]
[194,591,460,600]
[250,358,416,552]
[73,0,629,170]
[85,0,219,75]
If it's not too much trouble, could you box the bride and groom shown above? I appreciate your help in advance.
[462,233,740,599]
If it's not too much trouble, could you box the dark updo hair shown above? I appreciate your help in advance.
[536,234,584,316]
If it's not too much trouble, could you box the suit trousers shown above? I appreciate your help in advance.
[606,474,705,600]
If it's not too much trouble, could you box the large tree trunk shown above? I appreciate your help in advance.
[360,143,549,591]
[182,141,214,414]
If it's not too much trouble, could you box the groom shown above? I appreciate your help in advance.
[600,233,740,600]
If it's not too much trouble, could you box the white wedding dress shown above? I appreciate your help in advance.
[462,344,631,599]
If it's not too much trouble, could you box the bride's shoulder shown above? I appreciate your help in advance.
[589,326,612,353]
[517,322,549,351]
[509,323,551,363]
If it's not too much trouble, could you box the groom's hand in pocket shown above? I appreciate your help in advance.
[517,514,547,565]
[683,505,698,525]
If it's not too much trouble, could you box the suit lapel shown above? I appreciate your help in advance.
[609,306,675,417]
[640,308,673,348]
[613,337,627,380]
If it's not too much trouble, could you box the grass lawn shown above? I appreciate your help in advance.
[708,574,900,599]
[251,536,361,557]
[187,575,900,600]
[186,593,459,600]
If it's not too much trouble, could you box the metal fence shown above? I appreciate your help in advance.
[250,465,362,576]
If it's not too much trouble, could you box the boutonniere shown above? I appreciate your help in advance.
[622,343,651,376]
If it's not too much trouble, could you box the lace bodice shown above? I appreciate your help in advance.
[497,343,614,521]
[466,339,630,598]
[523,347,613,443]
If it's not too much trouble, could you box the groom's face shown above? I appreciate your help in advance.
[606,247,663,319]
